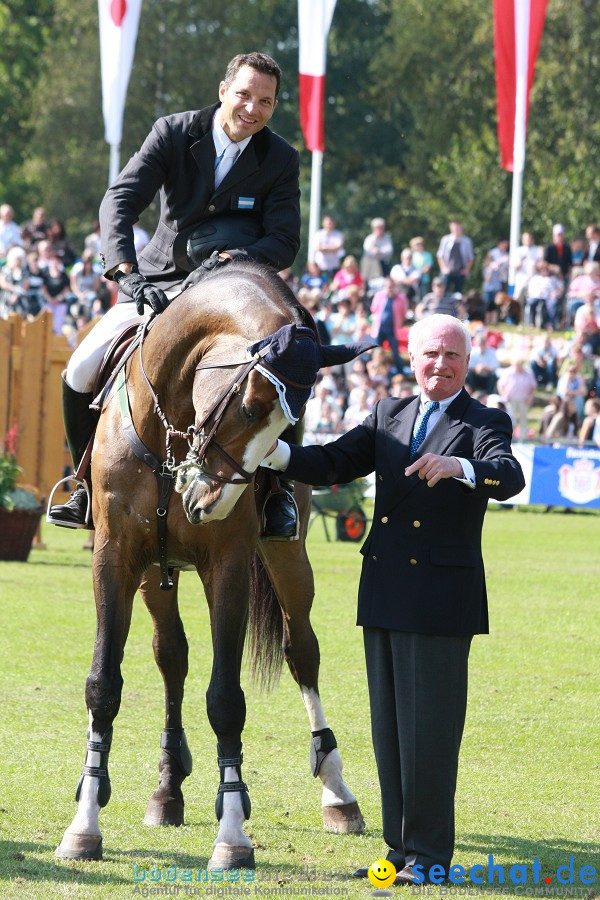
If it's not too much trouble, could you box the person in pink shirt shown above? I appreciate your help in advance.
[370,277,409,372]
[498,359,537,440]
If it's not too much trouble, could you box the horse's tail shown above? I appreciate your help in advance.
[247,552,284,689]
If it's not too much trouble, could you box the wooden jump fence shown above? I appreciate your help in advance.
[0,311,93,507]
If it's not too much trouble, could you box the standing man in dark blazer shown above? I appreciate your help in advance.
[261,314,525,885]
[50,51,301,533]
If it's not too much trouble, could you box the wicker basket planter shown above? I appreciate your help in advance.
[0,505,44,561]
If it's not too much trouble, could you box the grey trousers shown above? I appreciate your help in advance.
[363,628,472,874]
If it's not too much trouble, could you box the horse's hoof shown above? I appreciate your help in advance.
[322,801,365,834]
[208,844,255,870]
[144,796,185,827]
[55,833,103,861]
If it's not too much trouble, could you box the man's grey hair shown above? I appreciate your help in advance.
[408,315,472,355]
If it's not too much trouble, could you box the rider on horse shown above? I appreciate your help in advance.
[48,51,301,538]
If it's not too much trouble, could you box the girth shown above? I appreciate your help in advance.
[117,367,176,591]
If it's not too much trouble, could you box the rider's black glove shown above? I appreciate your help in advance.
[116,272,170,316]
[180,251,233,292]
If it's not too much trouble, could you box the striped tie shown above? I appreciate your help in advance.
[410,401,440,459]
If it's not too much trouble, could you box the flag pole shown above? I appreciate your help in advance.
[308,150,323,261]
[508,0,529,293]
[109,143,120,186]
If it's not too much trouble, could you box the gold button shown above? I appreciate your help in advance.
[409,558,417,565]
[381,516,388,524]
[413,520,421,528]
[209,204,216,211]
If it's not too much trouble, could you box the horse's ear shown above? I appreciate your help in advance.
[318,340,376,369]
[268,324,297,360]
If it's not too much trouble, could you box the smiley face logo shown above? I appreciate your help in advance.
[368,858,397,888]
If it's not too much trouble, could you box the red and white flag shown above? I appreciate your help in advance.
[98,0,143,146]
[298,0,337,152]
[494,0,548,171]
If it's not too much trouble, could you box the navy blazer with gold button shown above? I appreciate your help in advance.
[99,103,300,288]
[285,390,525,637]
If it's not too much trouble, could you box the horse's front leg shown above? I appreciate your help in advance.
[259,484,365,834]
[56,534,139,860]
[202,544,255,870]
[139,566,193,827]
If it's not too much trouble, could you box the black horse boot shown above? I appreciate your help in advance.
[260,422,302,541]
[47,376,98,529]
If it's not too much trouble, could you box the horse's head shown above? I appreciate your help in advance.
[174,324,374,526]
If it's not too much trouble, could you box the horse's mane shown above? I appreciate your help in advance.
[201,260,319,340]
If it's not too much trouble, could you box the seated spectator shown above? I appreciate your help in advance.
[46,218,76,268]
[573,292,600,353]
[301,260,329,292]
[539,396,578,440]
[389,248,420,304]
[558,340,595,393]
[389,374,415,399]
[41,250,72,334]
[330,255,365,299]
[463,288,487,323]
[530,334,558,389]
[579,398,600,444]
[495,290,521,325]
[369,276,408,374]
[497,359,537,440]
[416,277,464,319]
[297,287,331,345]
[409,236,434,299]
[565,261,600,327]
[0,247,32,318]
[556,364,588,422]
[84,221,102,258]
[360,217,394,286]
[0,204,24,261]
[341,387,373,430]
[21,206,48,248]
[366,346,394,386]
[328,297,357,345]
[69,249,102,315]
[466,333,499,394]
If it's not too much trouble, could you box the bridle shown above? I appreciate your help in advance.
[136,318,316,485]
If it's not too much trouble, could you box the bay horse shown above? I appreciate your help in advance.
[55,262,366,868]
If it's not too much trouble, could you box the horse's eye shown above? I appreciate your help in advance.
[241,403,259,422]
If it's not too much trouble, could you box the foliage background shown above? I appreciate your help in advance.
[1,0,599,268]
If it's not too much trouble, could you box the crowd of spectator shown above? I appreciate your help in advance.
[1,203,599,445]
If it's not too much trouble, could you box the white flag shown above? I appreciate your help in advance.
[98,0,143,146]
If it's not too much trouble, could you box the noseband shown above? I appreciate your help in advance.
[136,318,315,485]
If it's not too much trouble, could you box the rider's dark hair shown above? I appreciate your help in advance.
[223,53,281,98]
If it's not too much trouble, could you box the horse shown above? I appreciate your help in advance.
[55,262,366,868]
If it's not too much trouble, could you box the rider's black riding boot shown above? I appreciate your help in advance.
[48,376,97,529]
[261,421,303,541]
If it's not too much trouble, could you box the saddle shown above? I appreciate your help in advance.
[90,321,149,410]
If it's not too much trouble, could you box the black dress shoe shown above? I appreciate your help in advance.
[48,484,91,529]
[260,488,298,541]
[352,867,369,879]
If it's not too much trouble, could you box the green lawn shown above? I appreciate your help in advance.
[0,507,598,898]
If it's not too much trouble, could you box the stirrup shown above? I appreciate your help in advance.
[46,477,92,528]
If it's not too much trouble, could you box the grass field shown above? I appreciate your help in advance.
[0,506,599,899]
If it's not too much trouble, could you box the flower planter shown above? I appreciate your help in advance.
[0,505,44,561]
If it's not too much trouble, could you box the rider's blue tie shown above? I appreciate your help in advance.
[409,401,440,459]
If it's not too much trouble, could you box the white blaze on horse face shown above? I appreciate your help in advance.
[301,686,357,807]
[177,405,287,525]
